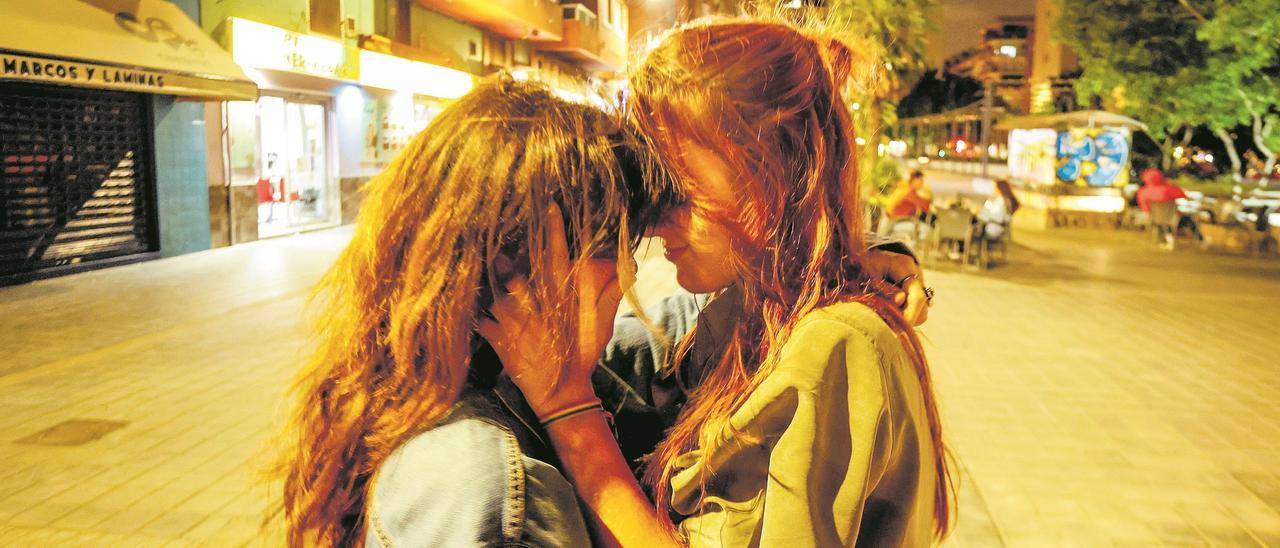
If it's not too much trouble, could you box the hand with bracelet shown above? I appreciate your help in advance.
[477,205,621,420]
[477,205,681,546]
[862,247,934,325]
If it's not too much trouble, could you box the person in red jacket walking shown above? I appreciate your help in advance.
[1137,169,1193,249]
[1137,168,1187,212]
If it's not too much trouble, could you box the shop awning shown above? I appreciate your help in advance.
[0,0,257,101]
[996,110,1148,132]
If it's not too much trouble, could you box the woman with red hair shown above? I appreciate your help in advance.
[482,17,954,547]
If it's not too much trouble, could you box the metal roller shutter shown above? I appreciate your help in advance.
[0,82,157,285]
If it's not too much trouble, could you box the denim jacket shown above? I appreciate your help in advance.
[364,292,709,547]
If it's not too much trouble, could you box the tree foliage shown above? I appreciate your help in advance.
[1193,0,1280,175]
[897,69,984,118]
[823,0,938,191]
[1056,0,1280,178]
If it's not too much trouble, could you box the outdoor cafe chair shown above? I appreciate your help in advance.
[880,215,928,252]
[930,207,978,266]
[976,221,1012,268]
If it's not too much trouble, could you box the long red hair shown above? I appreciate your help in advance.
[276,78,672,546]
[629,18,954,539]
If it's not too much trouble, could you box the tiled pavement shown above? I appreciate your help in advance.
[1,220,1278,546]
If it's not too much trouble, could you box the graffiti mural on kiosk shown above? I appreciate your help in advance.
[1055,127,1130,187]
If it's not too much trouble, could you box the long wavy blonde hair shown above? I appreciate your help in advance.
[630,18,955,539]
[277,78,673,546]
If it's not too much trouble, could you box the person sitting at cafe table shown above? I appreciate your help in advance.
[977,178,1019,241]
[885,170,935,219]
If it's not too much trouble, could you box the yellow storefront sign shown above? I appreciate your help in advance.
[358,50,473,99]
[229,18,357,81]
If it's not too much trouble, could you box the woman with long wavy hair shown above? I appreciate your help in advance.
[480,18,954,547]
[276,78,677,546]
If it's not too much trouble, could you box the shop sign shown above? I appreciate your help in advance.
[358,50,472,99]
[231,18,356,81]
[2,52,169,93]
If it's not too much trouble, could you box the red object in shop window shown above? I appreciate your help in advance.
[256,178,274,204]
[257,177,288,203]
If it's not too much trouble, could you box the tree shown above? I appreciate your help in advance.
[823,0,938,192]
[1192,0,1280,179]
[897,69,984,118]
[1057,0,1280,180]
[1056,0,1213,171]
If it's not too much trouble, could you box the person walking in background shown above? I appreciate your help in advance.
[1136,168,1187,213]
[1137,169,1190,249]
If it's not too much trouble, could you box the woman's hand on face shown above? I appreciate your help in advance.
[864,249,929,326]
[476,205,624,415]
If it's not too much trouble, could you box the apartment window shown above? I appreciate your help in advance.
[310,0,342,36]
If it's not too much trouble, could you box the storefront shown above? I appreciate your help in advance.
[215,18,353,242]
[349,48,474,173]
[225,93,335,239]
[0,1,256,285]
[213,18,473,243]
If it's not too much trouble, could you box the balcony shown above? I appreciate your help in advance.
[539,4,626,73]
[414,0,562,42]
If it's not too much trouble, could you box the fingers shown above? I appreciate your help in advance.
[902,278,929,326]
[866,249,928,325]
[475,318,504,347]
[543,204,571,284]
[504,276,535,313]
[486,275,537,337]
[862,249,891,281]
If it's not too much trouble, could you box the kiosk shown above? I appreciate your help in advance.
[998,111,1147,227]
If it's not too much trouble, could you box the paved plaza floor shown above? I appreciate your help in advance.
[1,219,1278,546]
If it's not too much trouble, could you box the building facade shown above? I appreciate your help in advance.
[1028,0,1080,114]
[628,0,755,45]
[0,0,255,286]
[0,0,632,285]
[201,0,630,248]
[943,15,1034,115]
